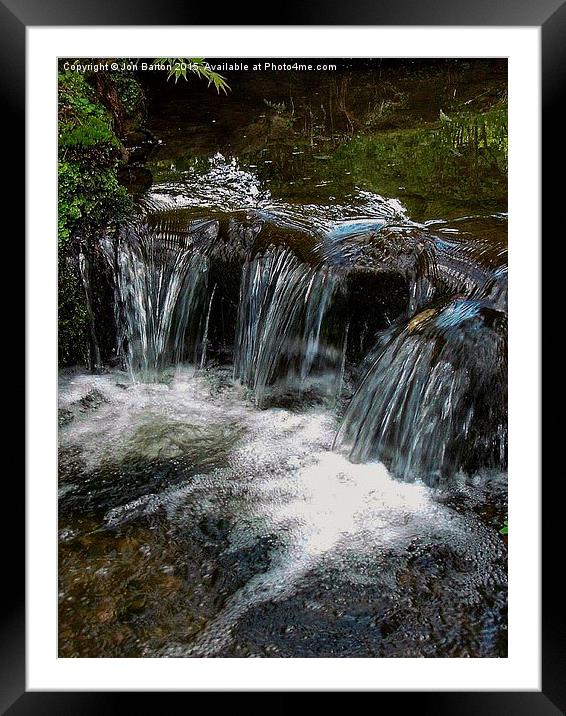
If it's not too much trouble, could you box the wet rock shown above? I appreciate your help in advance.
[118,165,153,195]
[76,388,109,412]
[96,597,117,624]
[104,494,164,529]
[58,408,73,427]
[198,516,232,544]
[210,534,280,604]
[122,128,160,164]
[125,595,147,615]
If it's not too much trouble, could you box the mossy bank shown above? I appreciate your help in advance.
[58,64,147,367]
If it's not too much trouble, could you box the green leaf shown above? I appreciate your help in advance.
[155,57,230,93]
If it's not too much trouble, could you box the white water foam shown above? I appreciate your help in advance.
[59,368,505,657]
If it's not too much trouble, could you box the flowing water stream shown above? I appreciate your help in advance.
[59,70,507,658]
[59,363,506,657]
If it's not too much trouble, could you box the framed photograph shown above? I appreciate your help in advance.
[11,0,554,708]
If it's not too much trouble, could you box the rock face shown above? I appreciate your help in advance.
[119,128,161,190]
[117,166,153,195]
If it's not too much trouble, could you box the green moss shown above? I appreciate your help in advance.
[59,116,118,148]
[58,73,117,148]
[58,67,141,365]
[58,70,134,246]
[112,73,145,118]
[58,160,131,247]
[58,72,103,116]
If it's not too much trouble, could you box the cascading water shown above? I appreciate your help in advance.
[59,63,510,660]
[98,203,507,483]
[102,220,211,380]
[334,296,507,485]
[233,247,344,406]
[60,210,508,658]
[406,233,508,314]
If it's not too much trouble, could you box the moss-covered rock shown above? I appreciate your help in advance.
[58,66,145,367]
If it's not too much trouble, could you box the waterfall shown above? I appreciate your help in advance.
[334,321,349,404]
[200,284,217,369]
[407,235,508,314]
[96,207,506,485]
[233,247,342,406]
[103,221,210,380]
[334,297,507,485]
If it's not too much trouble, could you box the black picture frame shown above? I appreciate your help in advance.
[10,0,554,709]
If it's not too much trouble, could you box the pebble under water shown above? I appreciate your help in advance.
[58,366,507,658]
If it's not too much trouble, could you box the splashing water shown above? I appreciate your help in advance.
[59,368,506,658]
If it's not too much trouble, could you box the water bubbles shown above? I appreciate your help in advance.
[59,367,507,657]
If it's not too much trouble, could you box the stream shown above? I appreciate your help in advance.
[59,65,507,658]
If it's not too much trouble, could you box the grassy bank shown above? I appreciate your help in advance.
[333,105,507,219]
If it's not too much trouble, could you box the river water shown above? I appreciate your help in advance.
[59,63,507,658]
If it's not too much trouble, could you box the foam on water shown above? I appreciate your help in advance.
[146,153,410,236]
[59,367,506,657]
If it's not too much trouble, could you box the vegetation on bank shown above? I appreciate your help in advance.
[58,67,145,365]
[332,105,508,219]
[58,70,142,247]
